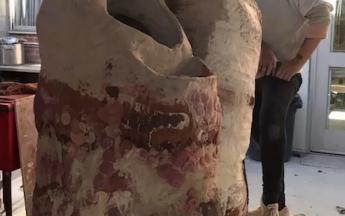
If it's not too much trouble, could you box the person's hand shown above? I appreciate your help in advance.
[274,57,304,81]
[258,43,278,76]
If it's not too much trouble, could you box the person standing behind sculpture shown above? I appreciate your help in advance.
[249,0,332,216]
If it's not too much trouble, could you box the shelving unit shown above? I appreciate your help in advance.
[0,64,40,74]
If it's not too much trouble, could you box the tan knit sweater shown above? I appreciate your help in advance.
[256,0,333,62]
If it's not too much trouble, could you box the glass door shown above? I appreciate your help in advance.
[310,0,345,155]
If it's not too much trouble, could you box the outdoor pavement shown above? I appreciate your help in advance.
[1,153,345,216]
[247,153,345,216]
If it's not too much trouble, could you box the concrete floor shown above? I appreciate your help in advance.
[1,153,345,216]
[247,153,345,216]
[0,170,26,216]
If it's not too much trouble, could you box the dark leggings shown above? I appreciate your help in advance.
[251,74,302,209]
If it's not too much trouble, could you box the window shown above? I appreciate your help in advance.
[8,0,43,33]
[333,0,345,51]
[329,68,345,129]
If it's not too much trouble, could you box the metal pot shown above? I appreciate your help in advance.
[0,37,24,65]
[23,42,41,64]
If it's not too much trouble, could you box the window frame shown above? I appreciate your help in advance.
[8,0,42,34]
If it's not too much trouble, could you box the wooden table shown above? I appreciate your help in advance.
[0,65,39,216]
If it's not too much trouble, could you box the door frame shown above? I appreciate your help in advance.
[307,9,345,155]
[307,51,319,154]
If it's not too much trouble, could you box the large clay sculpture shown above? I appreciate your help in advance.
[166,0,262,214]
[33,0,261,215]
[33,0,223,215]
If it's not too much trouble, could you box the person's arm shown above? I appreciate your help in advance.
[274,1,332,81]
[274,38,321,80]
